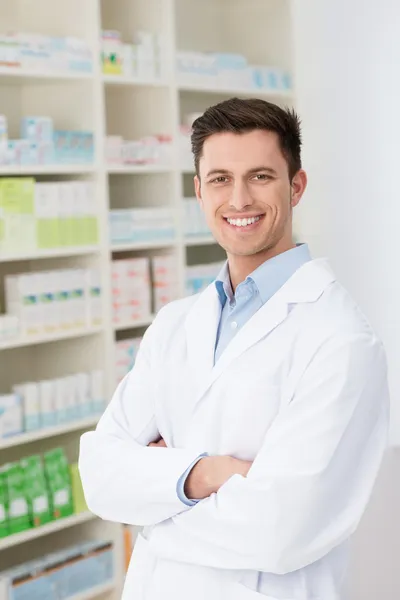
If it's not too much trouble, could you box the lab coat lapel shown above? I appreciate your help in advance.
[211,293,289,383]
[187,258,336,406]
[184,283,222,392]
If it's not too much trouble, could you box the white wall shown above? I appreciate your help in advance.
[291,1,400,597]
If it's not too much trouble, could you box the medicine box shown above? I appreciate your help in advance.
[0,394,23,438]
[0,178,35,255]
[44,448,74,520]
[0,540,114,600]
[21,455,52,527]
[13,383,40,432]
[4,462,31,535]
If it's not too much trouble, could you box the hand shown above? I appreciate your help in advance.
[148,438,167,448]
[184,455,252,500]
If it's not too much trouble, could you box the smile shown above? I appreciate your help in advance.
[224,215,263,228]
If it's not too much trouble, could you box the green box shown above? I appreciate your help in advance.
[72,217,84,246]
[36,219,59,250]
[4,462,31,534]
[1,178,35,215]
[44,448,74,520]
[21,455,53,527]
[83,216,98,245]
[1,178,35,254]
[0,468,9,538]
[69,463,88,514]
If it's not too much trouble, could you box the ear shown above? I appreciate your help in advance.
[194,175,203,208]
[291,169,307,208]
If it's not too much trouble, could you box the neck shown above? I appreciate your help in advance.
[228,239,295,292]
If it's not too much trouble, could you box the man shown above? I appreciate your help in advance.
[79,98,389,600]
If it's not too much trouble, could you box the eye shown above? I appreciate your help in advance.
[252,174,270,181]
[211,176,229,184]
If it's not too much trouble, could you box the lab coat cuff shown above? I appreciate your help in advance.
[176,453,209,506]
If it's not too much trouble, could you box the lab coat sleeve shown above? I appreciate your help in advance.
[78,319,204,527]
[148,332,389,574]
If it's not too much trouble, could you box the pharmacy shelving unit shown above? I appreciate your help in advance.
[0,0,298,598]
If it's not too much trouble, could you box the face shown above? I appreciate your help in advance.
[194,130,307,259]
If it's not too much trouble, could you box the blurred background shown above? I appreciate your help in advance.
[0,0,398,598]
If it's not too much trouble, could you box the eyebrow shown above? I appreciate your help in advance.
[205,166,278,178]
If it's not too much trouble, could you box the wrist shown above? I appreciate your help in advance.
[184,456,214,500]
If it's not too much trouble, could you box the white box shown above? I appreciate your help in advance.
[34,183,52,218]
[90,370,105,414]
[54,378,68,424]
[86,269,103,327]
[38,379,56,428]
[58,183,75,246]
[76,372,92,417]
[42,271,60,332]
[5,273,42,337]
[4,274,22,322]
[122,44,134,77]
[13,382,40,432]
[37,271,54,334]
[71,182,86,241]
[54,269,74,329]
[64,375,78,422]
[70,269,86,328]
[34,183,59,249]
[0,314,19,341]
[0,394,23,438]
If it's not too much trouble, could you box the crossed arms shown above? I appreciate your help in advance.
[79,323,388,574]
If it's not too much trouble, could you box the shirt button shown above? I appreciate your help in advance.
[231,321,238,330]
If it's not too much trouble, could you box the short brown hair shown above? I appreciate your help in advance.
[191,97,302,180]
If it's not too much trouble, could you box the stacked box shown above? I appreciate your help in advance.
[152,255,180,312]
[4,462,30,534]
[0,540,114,600]
[115,337,142,384]
[44,448,73,520]
[0,394,23,438]
[21,455,52,527]
[109,207,175,245]
[111,258,151,324]
[0,178,35,255]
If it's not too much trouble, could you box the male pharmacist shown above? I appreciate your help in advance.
[79,98,389,600]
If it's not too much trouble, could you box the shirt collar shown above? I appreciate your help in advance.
[215,243,312,307]
[215,262,233,306]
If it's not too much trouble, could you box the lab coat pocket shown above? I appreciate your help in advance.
[122,532,156,600]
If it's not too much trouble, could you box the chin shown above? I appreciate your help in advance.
[222,242,271,257]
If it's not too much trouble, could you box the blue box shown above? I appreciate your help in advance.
[1,540,114,600]
[21,117,53,143]
[53,130,69,164]
[53,130,94,164]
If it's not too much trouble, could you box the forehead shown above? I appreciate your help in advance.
[199,129,287,175]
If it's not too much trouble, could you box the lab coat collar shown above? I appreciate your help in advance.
[185,258,336,404]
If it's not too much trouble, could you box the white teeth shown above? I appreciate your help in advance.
[227,216,260,227]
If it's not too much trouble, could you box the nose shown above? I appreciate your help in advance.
[229,180,254,211]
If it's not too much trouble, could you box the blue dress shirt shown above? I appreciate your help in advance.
[176,244,312,505]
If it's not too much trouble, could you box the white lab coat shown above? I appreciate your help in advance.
[79,258,389,600]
